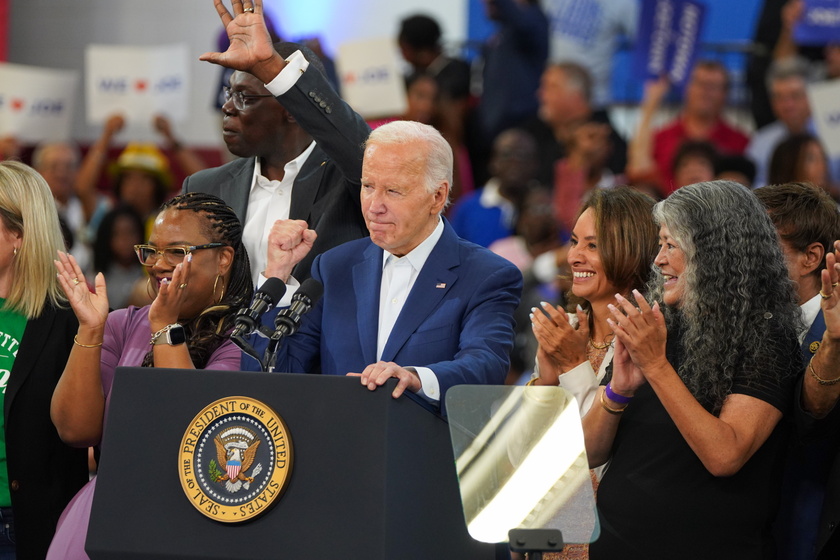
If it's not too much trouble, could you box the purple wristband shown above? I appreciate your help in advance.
[605,382,633,405]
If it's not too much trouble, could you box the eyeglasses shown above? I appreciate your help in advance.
[134,243,226,267]
[223,86,275,111]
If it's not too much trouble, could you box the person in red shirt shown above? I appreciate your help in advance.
[652,60,749,195]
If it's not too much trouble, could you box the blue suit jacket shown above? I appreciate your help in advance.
[272,220,523,405]
[786,309,840,559]
[802,309,827,361]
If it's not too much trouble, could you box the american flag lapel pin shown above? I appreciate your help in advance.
[435,282,446,289]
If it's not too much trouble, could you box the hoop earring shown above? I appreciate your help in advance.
[213,274,225,304]
[146,276,155,300]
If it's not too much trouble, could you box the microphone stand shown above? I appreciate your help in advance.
[232,323,278,372]
[263,332,285,373]
[260,279,323,372]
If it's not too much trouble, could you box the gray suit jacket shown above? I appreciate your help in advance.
[183,67,370,281]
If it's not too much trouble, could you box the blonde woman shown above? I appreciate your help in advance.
[0,161,89,558]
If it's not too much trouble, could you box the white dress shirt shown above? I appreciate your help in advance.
[265,55,444,401]
[254,50,315,307]
[799,293,823,344]
[377,218,445,401]
[243,143,316,288]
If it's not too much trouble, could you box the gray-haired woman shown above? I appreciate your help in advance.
[585,180,803,559]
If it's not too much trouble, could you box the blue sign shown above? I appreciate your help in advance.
[794,0,840,45]
[633,0,707,87]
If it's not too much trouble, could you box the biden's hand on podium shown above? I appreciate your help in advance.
[349,362,422,399]
[264,219,317,282]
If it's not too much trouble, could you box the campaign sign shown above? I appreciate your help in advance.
[633,0,707,88]
[337,38,406,120]
[794,0,840,46]
[807,80,840,158]
[0,63,78,142]
[86,43,189,126]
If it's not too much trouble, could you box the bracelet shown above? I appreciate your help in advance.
[600,389,627,415]
[526,378,538,386]
[605,382,633,404]
[808,356,840,386]
[73,335,102,348]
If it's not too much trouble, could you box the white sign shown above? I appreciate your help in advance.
[336,38,406,120]
[0,63,78,142]
[808,80,840,159]
[85,43,190,126]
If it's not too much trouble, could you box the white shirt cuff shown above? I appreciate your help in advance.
[257,272,300,308]
[558,361,600,415]
[265,50,310,97]
[414,366,440,402]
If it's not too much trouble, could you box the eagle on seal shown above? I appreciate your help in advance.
[214,436,261,483]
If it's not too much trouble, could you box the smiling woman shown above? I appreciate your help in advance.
[46,192,254,560]
[0,161,89,559]
[529,186,658,560]
[585,180,804,560]
[653,224,686,307]
[529,187,659,415]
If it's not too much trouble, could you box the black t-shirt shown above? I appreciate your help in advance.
[591,319,800,560]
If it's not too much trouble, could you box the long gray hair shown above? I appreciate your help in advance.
[647,181,802,413]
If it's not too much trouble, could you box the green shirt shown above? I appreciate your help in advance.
[0,298,27,507]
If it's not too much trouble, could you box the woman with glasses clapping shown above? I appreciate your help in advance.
[47,192,253,559]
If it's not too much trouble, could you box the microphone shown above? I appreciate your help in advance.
[263,278,323,372]
[230,277,287,340]
[273,277,324,339]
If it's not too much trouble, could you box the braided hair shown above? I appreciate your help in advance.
[141,192,253,368]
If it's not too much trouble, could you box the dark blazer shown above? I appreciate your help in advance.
[274,220,523,406]
[6,303,88,559]
[786,309,840,559]
[794,381,840,560]
[182,66,370,281]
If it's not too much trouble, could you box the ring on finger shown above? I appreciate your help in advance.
[72,277,80,285]
[821,289,832,300]
[178,283,187,290]
[243,6,254,12]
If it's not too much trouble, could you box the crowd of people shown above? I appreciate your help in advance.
[0,0,840,558]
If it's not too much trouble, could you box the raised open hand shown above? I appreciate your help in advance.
[55,251,108,329]
[148,258,191,329]
[199,0,280,82]
[820,240,840,343]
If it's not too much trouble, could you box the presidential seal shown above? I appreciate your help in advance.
[179,396,293,523]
